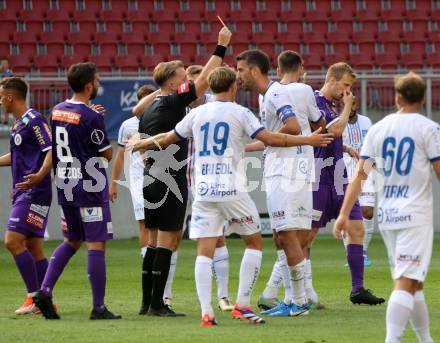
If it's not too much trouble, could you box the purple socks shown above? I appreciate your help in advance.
[347,244,364,293]
[88,250,106,312]
[41,242,77,296]
[14,250,39,293]
[35,258,48,287]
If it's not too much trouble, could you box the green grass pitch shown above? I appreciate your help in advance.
[0,235,438,343]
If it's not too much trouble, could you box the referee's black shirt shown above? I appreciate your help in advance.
[138,82,198,171]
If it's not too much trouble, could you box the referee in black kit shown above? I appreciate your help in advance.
[138,26,232,317]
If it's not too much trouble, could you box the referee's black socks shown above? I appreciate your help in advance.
[141,246,157,310]
[150,247,173,310]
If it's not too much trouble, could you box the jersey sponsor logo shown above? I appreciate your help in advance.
[30,204,49,217]
[91,129,105,145]
[52,110,81,124]
[272,210,285,220]
[43,122,52,140]
[229,215,254,225]
[397,254,421,266]
[26,211,45,229]
[292,206,310,218]
[22,117,30,125]
[14,134,22,146]
[177,82,190,94]
[377,207,412,225]
[33,125,46,145]
[197,182,237,198]
[80,207,103,223]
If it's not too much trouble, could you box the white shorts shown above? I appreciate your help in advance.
[380,225,433,282]
[359,174,375,207]
[130,175,145,221]
[190,195,261,239]
[265,176,312,231]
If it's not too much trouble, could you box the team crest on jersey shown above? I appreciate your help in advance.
[80,207,103,222]
[14,134,22,146]
[91,129,105,145]
[177,82,190,94]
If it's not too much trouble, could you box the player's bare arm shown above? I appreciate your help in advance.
[132,89,161,117]
[129,131,181,152]
[310,116,326,132]
[109,147,125,202]
[278,116,301,135]
[343,144,360,160]
[16,150,53,190]
[255,127,334,148]
[432,160,440,181]
[334,158,373,239]
[194,26,232,98]
[99,146,113,162]
[327,91,354,136]
[0,152,11,166]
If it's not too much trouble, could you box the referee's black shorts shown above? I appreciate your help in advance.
[143,170,188,232]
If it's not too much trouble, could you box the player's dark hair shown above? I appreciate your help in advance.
[0,76,27,99]
[67,62,97,93]
[278,50,302,74]
[137,84,156,100]
[394,72,426,104]
[208,67,236,94]
[236,49,270,75]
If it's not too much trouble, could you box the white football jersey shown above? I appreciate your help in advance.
[117,116,144,180]
[360,113,440,230]
[343,114,372,179]
[259,81,321,179]
[175,100,264,202]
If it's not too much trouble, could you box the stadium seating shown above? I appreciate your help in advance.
[0,0,437,74]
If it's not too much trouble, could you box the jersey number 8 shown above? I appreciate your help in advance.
[56,126,73,162]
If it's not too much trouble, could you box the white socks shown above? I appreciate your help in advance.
[195,255,214,316]
[140,246,147,258]
[262,260,282,299]
[363,218,374,253]
[236,249,262,307]
[305,259,319,304]
[386,290,415,343]
[410,291,434,343]
[277,250,293,305]
[212,246,230,300]
[289,259,307,306]
[163,251,178,300]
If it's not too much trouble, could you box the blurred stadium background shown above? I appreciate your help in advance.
[0,0,439,239]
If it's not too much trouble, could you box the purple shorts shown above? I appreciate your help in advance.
[312,183,362,228]
[60,203,113,243]
[7,202,50,238]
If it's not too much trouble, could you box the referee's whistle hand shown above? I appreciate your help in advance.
[218,26,232,47]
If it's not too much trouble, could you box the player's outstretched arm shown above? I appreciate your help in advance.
[132,89,161,117]
[16,150,53,190]
[0,152,11,167]
[327,90,353,136]
[129,131,181,152]
[334,158,372,239]
[194,26,232,98]
[245,141,265,152]
[255,127,334,148]
[109,147,125,202]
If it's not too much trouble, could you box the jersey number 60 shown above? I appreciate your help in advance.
[382,136,415,176]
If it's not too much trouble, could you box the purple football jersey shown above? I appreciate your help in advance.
[51,100,111,206]
[314,91,347,185]
[10,108,52,205]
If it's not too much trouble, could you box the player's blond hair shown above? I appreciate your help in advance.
[394,72,426,104]
[186,65,203,77]
[208,67,236,94]
[153,60,184,87]
[136,84,156,100]
[325,62,356,82]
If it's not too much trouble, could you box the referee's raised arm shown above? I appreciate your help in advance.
[193,26,232,98]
